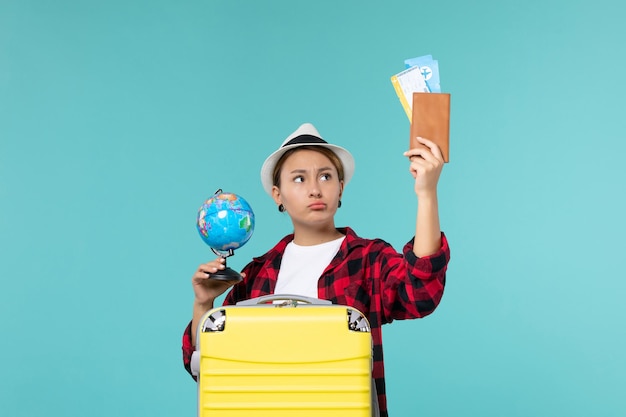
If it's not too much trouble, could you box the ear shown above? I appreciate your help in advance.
[338,180,344,200]
[271,185,281,206]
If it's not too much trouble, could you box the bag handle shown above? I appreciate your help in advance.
[236,294,333,306]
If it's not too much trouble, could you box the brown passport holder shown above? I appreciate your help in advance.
[410,92,450,162]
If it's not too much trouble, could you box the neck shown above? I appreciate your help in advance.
[292,224,344,246]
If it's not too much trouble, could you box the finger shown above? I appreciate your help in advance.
[203,258,225,268]
[415,137,444,162]
[409,159,428,177]
[404,146,437,164]
[196,261,225,277]
[407,145,442,167]
[192,270,210,281]
[404,143,429,157]
[408,153,442,181]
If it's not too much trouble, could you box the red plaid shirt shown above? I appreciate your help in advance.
[182,227,449,417]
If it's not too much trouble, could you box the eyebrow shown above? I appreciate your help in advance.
[289,167,334,175]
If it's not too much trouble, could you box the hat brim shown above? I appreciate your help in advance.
[260,143,355,196]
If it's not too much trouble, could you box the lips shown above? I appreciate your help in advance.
[308,202,326,210]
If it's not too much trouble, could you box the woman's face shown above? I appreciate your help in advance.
[272,149,344,228]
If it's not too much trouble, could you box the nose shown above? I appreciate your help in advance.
[309,181,322,198]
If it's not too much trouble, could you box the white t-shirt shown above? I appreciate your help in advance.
[274,236,345,299]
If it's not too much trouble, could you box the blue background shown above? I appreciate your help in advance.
[2,1,625,415]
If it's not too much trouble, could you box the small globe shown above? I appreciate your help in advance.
[196,191,255,253]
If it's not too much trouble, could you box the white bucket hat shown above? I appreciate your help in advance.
[260,123,355,196]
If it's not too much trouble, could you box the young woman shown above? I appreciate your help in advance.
[182,123,450,417]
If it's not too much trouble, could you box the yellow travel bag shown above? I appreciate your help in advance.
[190,294,373,416]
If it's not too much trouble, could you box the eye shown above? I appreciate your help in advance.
[320,173,332,181]
[293,175,304,183]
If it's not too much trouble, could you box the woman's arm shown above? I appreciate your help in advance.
[189,257,237,347]
[404,136,444,257]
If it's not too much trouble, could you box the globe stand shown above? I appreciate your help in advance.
[210,248,243,283]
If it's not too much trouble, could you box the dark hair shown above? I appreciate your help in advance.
[272,146,345,189]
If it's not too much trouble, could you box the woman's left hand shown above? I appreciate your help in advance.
[403,136,444,197]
